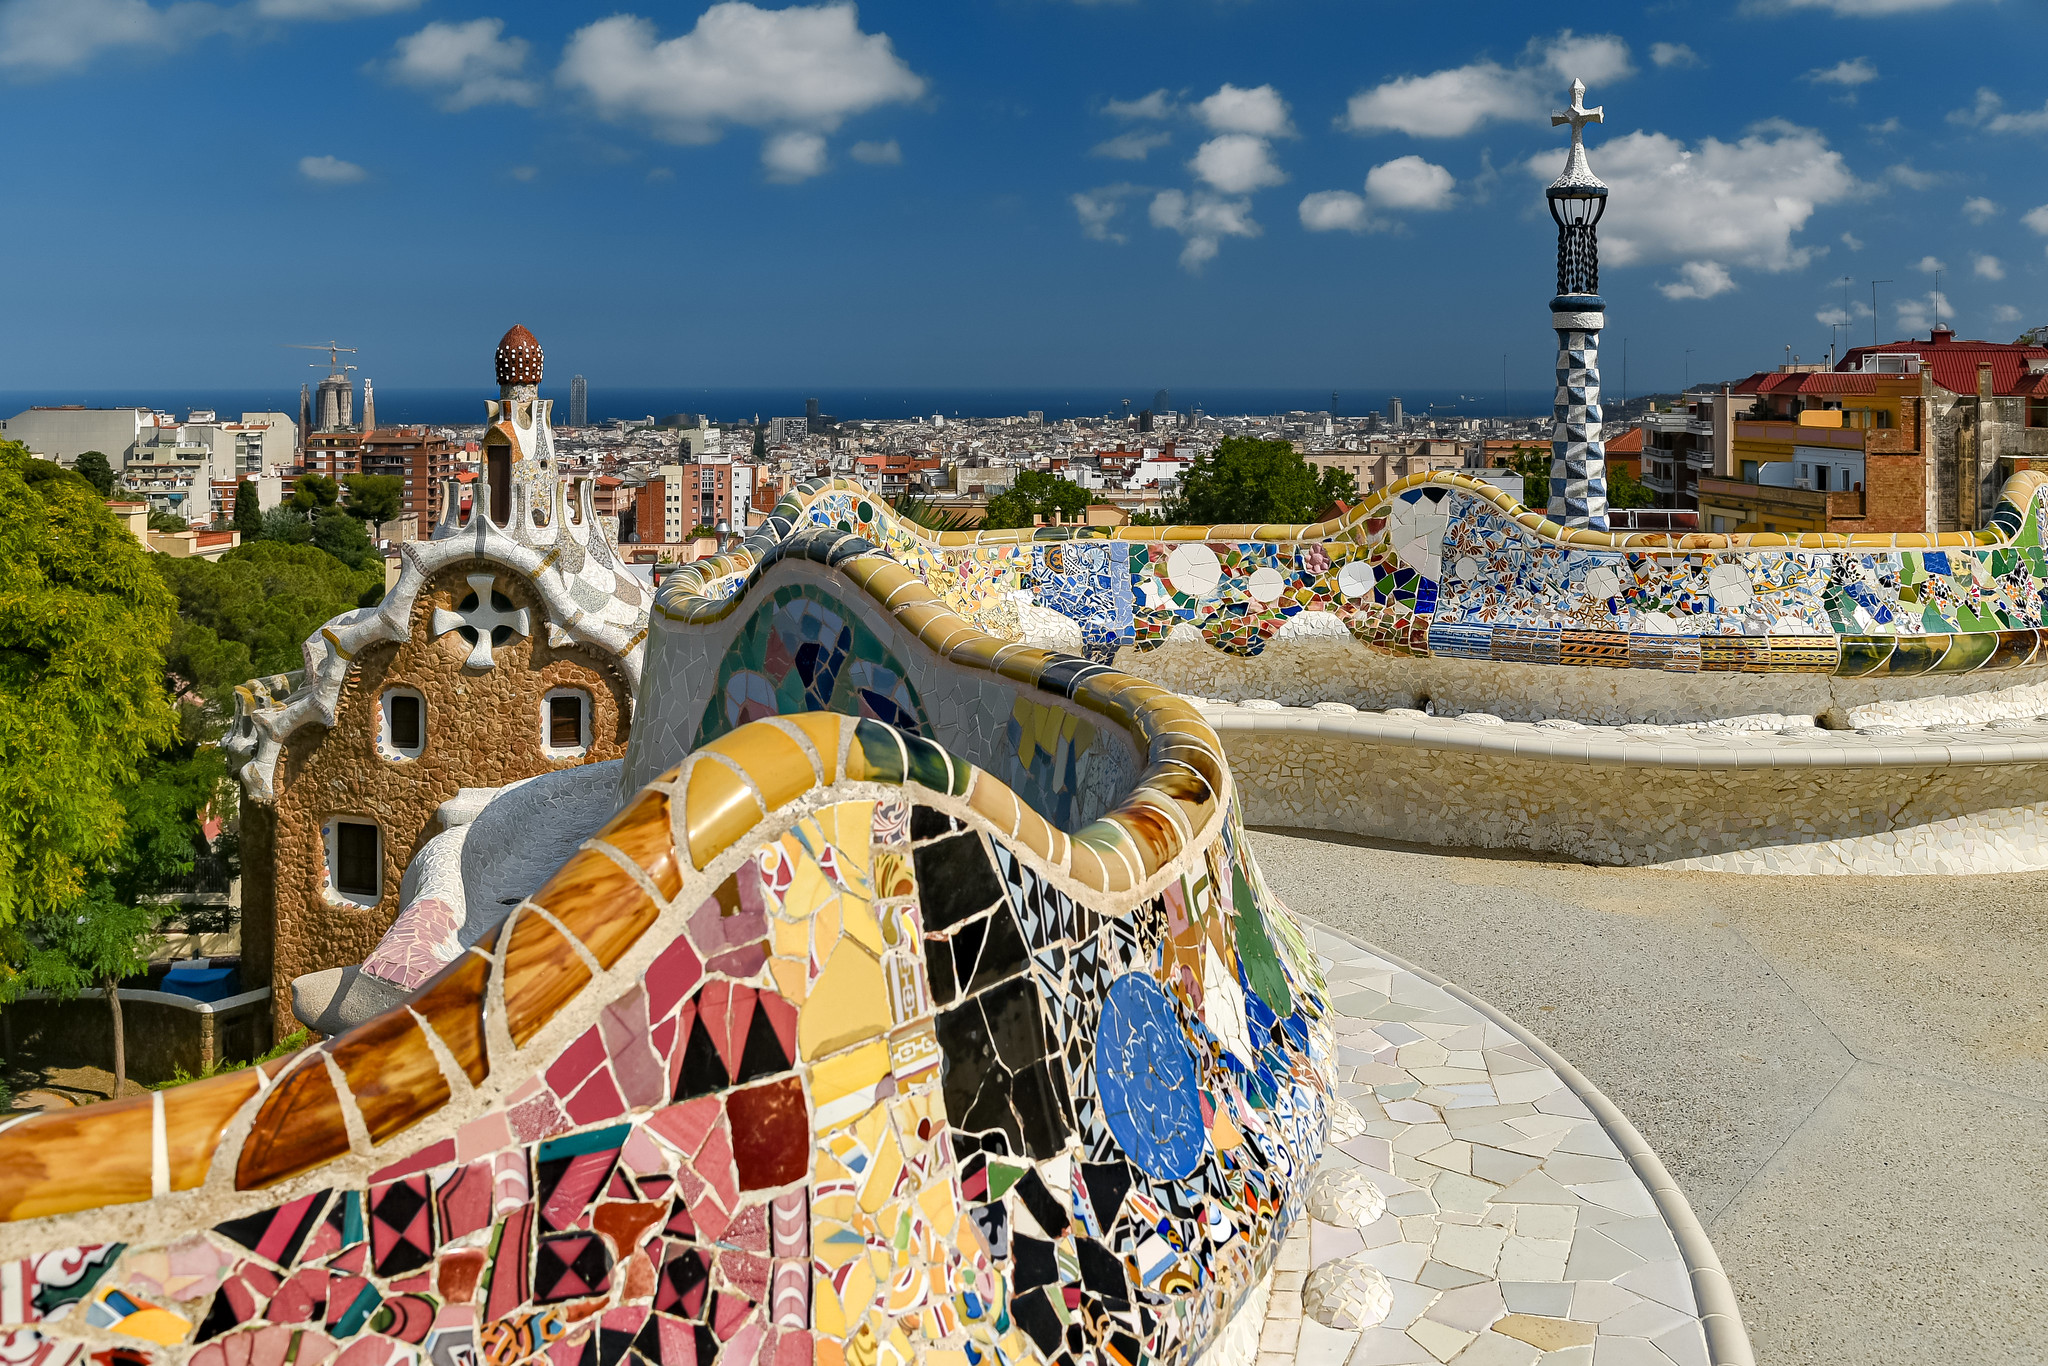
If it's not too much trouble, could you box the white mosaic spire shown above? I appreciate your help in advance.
[1545,79,1611,531]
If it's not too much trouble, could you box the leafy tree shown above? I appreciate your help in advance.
[75,450,115,496]
[256,505,312,545]
[1607,463,1658,510]
[342,474,403,527]
[1496,445,1552,506]
[290,474,340,512]
[5,886,161,1095]
[147,508,189,533]
[983,469,1091,529]
[1163,437,1356,525]
[233,480,263,534]
[156,541,387,701]
[0,443,178,925]
[751,425,767,461]
[1126,510,1166,526]
[889,489,978,533]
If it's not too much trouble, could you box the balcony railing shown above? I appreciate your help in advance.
[1696,475,1865,521]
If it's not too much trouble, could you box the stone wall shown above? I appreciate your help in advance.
[1221,720,2048,874]
[264,563,632,1034]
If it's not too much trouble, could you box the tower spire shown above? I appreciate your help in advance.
[1544,79,1612,531]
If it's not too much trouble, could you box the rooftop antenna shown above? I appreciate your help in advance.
[1933,269,1943,331]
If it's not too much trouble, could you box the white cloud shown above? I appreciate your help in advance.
[1342,30,1633,139]
[1887,162,1936,190]
[1105,89,1173,121]
[255,0,416,16]
[388,18,536,111]
[850,138,900,165]
[1816,300,1871,326]
[510,165,537,182]
[1754,0,1990,13]
[557,4,925,181]
[1916,254,1946,273]
[1974,254,2005,280]
[1841,231,1864,250]
[1963,196,2000,223]
[762,129,827,182]
[1520,122,1858,284]
[1364,155,1455,210]
[1072,183,1139,244]
[1949,88,2048,134]
[299,154,367,184]
[1190,133,1284,194]
[1299,190,1369,234]
[1092,129,1170,161]
[1896,290,1950,335]
[1649,42,1699,69]
[1150,189,1260,271]
[2026,204,2048,235]
[1805,57,1876,87]
[1865,116,1901,135]
[1991,304,2023,324]
[1194,83,1293,138]
[1660,261,1736,300]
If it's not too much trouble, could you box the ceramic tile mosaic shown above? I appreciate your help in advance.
[733,473,2048,681]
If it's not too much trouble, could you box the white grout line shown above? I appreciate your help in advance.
[1303,916,1758,1366]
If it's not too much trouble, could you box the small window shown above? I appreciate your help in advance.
[381,688,425,759]
[328,820,381,906]
[544,688,591,757]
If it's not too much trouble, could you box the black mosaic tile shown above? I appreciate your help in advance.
[913,831,1004,931]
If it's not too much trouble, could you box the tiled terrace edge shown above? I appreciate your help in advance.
[1302,919,1756,1366]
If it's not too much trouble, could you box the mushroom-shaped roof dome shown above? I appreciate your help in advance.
[496,325,544,386]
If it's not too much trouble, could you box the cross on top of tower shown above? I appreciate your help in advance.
[1548,79,1608,195]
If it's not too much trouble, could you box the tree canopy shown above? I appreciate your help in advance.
[342,474,403,526]
[233,480,263,534]
[983,469,1091,529]
[75,451,114,496]
[156,540,386,702]
[0,443,178,925]
[1164,437,1357,525]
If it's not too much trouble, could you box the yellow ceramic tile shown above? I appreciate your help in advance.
[681,757,764,870]
[841,894,884,957]
[841,1267,878,1340]
[917,1180,959,1238]
[768,956,808,1003]
[801,940,889,1061]
[813,1278,848,1338]
[812,1041,890,1129]
[888,1020,941,1084]
[783,848,836,923]
[771,914,809,959]
[872,850,915,900]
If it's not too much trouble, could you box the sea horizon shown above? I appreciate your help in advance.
[0,385,1566,428]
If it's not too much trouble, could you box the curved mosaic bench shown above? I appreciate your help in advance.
[0,539,1342,1366]
[735,471,2048,690]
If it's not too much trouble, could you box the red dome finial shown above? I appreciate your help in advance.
[496,324,543,385]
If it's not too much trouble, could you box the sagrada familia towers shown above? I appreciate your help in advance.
[1547,79,1610,530]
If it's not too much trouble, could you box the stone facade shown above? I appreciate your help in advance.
[260,563,632,1034]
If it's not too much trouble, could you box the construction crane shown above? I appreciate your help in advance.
[285,341,359,377]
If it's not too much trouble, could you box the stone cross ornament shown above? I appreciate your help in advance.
[432,572,531,668]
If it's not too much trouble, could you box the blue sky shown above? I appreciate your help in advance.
[0,0,2042,394]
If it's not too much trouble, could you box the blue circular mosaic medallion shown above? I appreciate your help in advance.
[1094,972,1206,1179]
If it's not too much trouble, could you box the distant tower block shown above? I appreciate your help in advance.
[570,374,589,428]
[1545,78,1611,530]
[363,378,376,433]
[1389,396,1403,430]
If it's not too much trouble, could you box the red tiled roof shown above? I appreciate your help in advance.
[1729,370,1880,396]
[1604,427,1643,453]
[1837,329,2048,397]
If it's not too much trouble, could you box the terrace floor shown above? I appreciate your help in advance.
[1254,829,2048,1366]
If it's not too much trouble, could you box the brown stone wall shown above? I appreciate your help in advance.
[266,564,632,1035]
[1863,452,1929,532]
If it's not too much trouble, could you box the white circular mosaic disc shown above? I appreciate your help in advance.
[1706,562,1754,609]
[1246,566,1285,604]
[1165,543,1223,598]
[1336,561,1374,599]
[1582,565,1621,601]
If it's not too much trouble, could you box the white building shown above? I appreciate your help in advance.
[0,407,154,468]
[0,406,297,478]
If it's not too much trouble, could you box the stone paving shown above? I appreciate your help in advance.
[1262,926,1735,1366]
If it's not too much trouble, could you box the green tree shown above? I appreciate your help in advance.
[75,450,115,496]
[1607,463,1657,510]
[983,469,1092,529]
[156,540,387,701]
[290,474,340,512]
[1163,437,1356,525]
[233,480,263,534]
[147,508,189,533]
[1496,445,1552,506]
[342,474,403,527]
[0,443,178,926]
[7,886,162,1095]
[752,424,767,461]
[256,505,312,546]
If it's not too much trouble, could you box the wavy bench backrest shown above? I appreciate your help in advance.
[0,524,1331,1366]
[734,471,2048,679]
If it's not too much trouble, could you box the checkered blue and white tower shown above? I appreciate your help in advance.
[1546,80,1610,531]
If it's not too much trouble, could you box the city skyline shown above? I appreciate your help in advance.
[0,0,2040,393]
